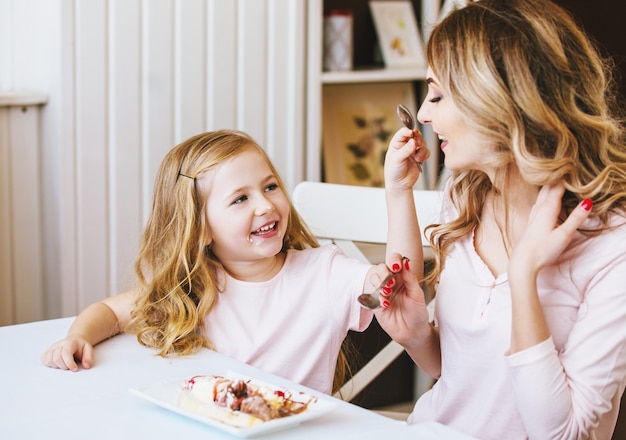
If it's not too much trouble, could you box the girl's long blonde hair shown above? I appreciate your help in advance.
[424,0,626,285]
[127,130,349,393]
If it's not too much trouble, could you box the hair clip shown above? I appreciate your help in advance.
[177,173,194,180]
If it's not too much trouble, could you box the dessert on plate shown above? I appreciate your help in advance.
[178,375,316,427]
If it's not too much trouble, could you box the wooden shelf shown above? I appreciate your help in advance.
[321,66,428,84]
[0,91,47,107]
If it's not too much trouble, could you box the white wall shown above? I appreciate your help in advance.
[0,0,307,322]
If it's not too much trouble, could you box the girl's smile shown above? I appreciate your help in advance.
[249,220,280,243]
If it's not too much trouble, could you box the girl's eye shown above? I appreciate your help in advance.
[429,96,442,103]
[265,183,279,192]
[233,195,248,205]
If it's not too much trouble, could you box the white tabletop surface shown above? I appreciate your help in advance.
[0,317,476,440]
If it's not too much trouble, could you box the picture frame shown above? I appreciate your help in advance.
[369,1,426,68]
[439,0,472,21]
[322,82,417,188]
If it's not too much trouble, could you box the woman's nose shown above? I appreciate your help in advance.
[417,100,431,125]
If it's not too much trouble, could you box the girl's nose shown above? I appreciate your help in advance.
[255,197,274,215]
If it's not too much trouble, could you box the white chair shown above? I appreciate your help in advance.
[291,181,443,404]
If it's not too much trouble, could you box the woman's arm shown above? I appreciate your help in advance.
[504,184,626,438]
[375,261,442,378]
[507,247,626,438]
[508,184,591,353]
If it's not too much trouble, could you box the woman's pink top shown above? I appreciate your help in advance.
[409,203,626,440]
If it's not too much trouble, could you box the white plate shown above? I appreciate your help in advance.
[129,371,339,438]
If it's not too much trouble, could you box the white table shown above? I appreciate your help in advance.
[0,317,475,439]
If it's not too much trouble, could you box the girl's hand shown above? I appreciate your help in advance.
[41,337,94,372]
[374,258,431,349]
[384,127,431,191]
[509,183,592,276]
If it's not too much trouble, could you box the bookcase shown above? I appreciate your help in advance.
[305,0,443,191]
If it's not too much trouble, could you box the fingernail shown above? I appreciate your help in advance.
[581,198,592,211]
[392,263,401,272]
[382,300,391,308]
[403,258,410,271]
[385,278,395,288]
[382,286,391,296]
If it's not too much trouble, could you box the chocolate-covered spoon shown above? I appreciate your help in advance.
[396,104,424,173]
[357,273,393,310]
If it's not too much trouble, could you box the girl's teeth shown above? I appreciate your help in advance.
[254,222,275,233]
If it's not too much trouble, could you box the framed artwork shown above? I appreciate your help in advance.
[322,82,416,188]
[439,0,473,21]
[369,1,426,68]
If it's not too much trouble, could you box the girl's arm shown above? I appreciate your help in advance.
[384,127,429,277]
[377,127,441,377]
[41,288,139,371]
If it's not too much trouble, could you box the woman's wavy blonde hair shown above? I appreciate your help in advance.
[424,0,626,285]
[127,130,353,392]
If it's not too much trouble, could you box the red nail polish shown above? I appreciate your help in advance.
[392,263,401,272]
[382,287,391,296]
[382,300,390,308]
[581,198,592,211]
[404,258,410,271]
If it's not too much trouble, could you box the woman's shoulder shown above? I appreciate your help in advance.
[573,211,626,261]
[586,210,626,241]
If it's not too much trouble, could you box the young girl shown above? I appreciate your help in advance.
[379,0,626,438]
[41,129,392,395]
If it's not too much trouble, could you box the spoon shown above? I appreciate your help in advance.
[396,104,424,173]
[357,273,393,310]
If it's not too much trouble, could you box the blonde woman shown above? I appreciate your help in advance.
[379,0,626,438]
[42,129,391,395]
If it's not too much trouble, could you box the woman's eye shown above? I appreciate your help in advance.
[265,183,279,192]
[429,96,442,103]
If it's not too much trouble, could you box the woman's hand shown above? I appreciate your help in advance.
[41,336,94,372]
[374,257,431,349]
[509,183,592,277]
[384,127,431,191]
